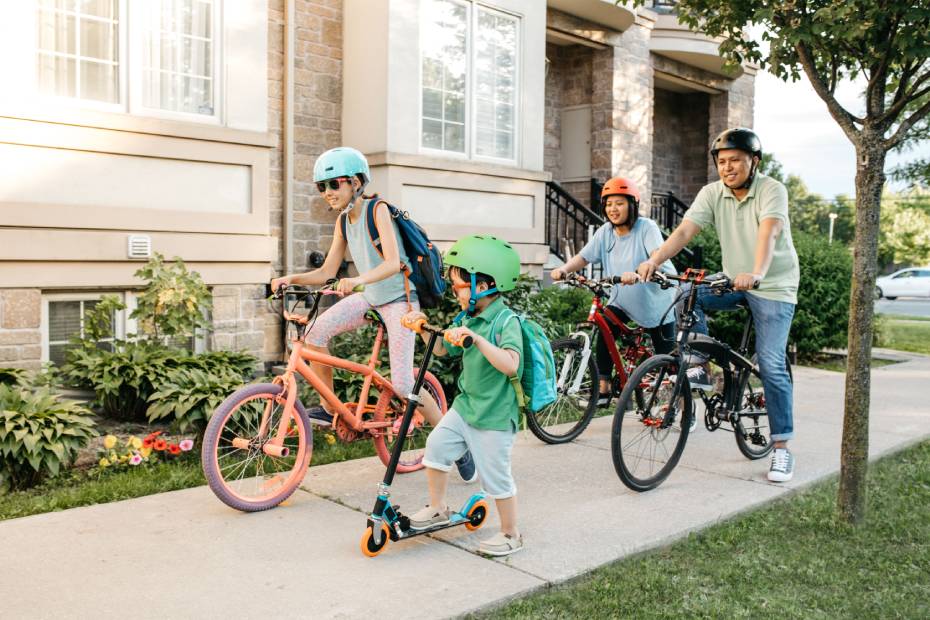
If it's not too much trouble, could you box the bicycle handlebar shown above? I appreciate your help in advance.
[650,269,758,291]
[400,315,473,348]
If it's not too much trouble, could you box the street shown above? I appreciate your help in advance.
[875,298,930,318]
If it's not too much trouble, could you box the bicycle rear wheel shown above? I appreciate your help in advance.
[202,383,312,512]
[611,355,692,492]
[525,336,599,444]
[372,370,446,473]
[732,356,791,460]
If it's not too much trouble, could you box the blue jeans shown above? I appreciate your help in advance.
[682,285,796,442]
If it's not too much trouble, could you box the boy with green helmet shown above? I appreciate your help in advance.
[404,235,525,556]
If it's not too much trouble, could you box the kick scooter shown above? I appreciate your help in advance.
[360,316,489,557]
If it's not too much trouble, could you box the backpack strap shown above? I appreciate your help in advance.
[363,197,414,311]
[490,309,528,411]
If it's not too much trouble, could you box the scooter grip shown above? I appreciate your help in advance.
[444,331,473,348]
[401,315,426,333]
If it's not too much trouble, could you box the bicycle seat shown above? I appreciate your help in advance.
[365,309,387,329]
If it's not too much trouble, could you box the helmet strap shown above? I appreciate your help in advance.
[454,273,498,321]
[339,178,369,217]
[739,159,758,190]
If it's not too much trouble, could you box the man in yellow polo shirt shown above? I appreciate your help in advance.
[637,128,800,483]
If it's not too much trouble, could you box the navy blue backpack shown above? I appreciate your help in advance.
[340,198,447,308]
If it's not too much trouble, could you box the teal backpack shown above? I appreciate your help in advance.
[491,309,557,413]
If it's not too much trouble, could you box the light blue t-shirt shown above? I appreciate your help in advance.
[344,201,415,306]
[579,218,678,328]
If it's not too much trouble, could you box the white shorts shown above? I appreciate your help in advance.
[423,408,517,499]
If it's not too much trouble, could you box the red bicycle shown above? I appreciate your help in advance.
[527,273,653,444]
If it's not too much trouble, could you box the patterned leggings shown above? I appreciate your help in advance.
[304,293,419,397]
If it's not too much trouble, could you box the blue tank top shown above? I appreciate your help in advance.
[343,201,415,306]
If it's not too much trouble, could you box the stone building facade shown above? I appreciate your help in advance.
[0,0,755,370]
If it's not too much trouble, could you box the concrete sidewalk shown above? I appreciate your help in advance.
[1,355,928,619]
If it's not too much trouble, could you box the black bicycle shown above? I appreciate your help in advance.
[611,269,792,492]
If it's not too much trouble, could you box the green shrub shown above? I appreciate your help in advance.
[146,363,250,434]
[691,228,852,359]
[0,385,97,492]
[131,253,212,341]
[0,368,28,387]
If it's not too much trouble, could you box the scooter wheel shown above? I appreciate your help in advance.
[360,522,391,557]
[465,500,489,531]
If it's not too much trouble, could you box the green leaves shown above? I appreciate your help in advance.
[131,253,212,341]
[0,385,97,493]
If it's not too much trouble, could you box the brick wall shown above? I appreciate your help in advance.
[652,88,710,205]
[592,20,654,207]
[0,290,41,370]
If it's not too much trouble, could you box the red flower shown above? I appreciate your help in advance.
[142,437,153,448]
[168,444,181,455]
[154,439,168,451]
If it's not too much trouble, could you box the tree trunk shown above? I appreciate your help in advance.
[838,136,887,525]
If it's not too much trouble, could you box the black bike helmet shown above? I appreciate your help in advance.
[710,128,762,161]
[710,128,762,189]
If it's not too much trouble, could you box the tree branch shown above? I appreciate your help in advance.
[886,98,930,150]
[879,69,930,125]
[795,41,863,143]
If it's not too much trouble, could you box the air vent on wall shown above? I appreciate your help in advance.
[127,235,152,259]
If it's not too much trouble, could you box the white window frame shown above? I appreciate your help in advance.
[24,0,222,125]
[418,0,521,166]
[31,0,130,114]
[41,292,129,363]
[128,0,223,125]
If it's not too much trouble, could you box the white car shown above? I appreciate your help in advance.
[875,267,930,300]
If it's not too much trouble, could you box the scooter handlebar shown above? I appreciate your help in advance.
[401,315,473,348]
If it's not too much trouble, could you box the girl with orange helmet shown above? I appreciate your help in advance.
[551,176,678,407]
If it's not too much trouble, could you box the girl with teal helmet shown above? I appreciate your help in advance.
[403,234,526,556]
[271,147,457,463]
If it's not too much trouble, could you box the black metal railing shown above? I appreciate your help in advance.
[590,177,603,211]
[651,190,702,268]
[545,181,604,275]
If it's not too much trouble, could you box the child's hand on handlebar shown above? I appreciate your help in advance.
[732,273,762,291]
[401,311,428,332]
[444,326,475,348]
[335,277,363,296]
[551,268,565,281]
[270,275,292,295]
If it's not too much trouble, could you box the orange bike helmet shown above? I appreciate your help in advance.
[601,177,640,203]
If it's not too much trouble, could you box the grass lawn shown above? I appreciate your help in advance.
[876,314,930,355]
[475,440,930,619]
[0,427,380,521]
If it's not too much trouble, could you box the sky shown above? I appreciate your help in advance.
[754,69,929,199]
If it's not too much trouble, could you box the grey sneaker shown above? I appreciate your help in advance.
[478,532,524,557]
[305,406,333,427]
[409,505,451,530]
[767,448,795,482]
[686,367,713,391]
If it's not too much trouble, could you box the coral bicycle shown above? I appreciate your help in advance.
[201,283,447,512]
[527,273,653,444]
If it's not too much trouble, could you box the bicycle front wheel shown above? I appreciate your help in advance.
[525,336,599,444]
[611,355,692,492]
[202,383,312,512]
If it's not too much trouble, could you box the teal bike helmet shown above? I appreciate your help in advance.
[445,235,521,318]
[314,147,370,209]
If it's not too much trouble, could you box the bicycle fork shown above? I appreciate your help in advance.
[560,330,593,395]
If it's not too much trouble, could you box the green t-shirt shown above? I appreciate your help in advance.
[445,296,524,432]
[684,173,800,304]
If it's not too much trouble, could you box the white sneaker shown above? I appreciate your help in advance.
[767,448,795,482]
[685,367,713,391]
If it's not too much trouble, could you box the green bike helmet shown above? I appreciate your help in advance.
[313,147,370,184]
[445,235,521,292]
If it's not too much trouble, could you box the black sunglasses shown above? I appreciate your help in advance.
[316,177,350,193]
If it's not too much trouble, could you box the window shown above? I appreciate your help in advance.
[420,0,519,162]
[31,0,219,120]
[43,294,123,365]
[893,271,915,279]
[140,0,216,116]
[36,0,121,104]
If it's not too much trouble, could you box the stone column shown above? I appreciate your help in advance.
[0,289,42,370]
[591,19,655,210]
